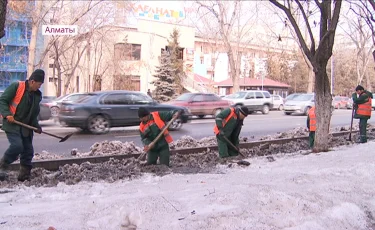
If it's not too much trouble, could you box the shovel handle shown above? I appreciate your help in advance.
[13,120,63,140]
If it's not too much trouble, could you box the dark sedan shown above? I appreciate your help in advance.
[58,90,192,134]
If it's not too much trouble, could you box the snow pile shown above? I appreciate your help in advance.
[170,135,250,149]
[74,141,143,157]
[1,142,375,230]
[33,151,63,160]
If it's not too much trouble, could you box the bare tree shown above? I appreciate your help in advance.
[341,9,374,90]
[194,0,258,93]
[0,0,8,39]
[270,0,342,152]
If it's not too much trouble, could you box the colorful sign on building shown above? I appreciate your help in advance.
[129,3,185,21]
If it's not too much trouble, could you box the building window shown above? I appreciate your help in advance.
[49,77,58,83]
[114,43,141,61]
[0,46,10,63]
[49,63,55,68]
[200,57,204,64]
[113,74,140,91]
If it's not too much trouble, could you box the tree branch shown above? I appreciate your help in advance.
[294,0,316,53]
[269,0,313,60]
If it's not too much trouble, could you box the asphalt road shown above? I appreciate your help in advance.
[0,110,371,156]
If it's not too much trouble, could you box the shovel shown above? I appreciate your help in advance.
[222,135,246,158]
[137,111,181,161]
[13,120,74,143]
[347,106,355,141]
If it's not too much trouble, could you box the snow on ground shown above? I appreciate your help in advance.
[1,142,375,230]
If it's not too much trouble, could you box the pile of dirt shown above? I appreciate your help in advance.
[73,141,143,157]
[33,151,64,160]
[259,127,308,141]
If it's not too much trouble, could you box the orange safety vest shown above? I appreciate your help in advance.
[308,106,316,132]
[356,97,372,117]
[0,81,26,119]
[213,107,237,135]
[139,111,173,143]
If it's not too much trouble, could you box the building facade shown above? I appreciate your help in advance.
[0,8,32,91]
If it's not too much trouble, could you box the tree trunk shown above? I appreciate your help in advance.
[0,0,7,39]
[27,0,42,75]
[227,47,239,92]
[313,65,332,152]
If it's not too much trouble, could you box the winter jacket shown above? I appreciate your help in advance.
[139,110,177,150]
[0,81,42,134]
[352,90,373,119]
[214,107,244,146]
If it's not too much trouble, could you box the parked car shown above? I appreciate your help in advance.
[166,93,231,118]
[284,93,302,103]
[333,96,349,109]
[223,90,273,114]
[271,95,284,110]
[284,94,315,115]
[0,91,51,127]
[347,98,353,109]
[58,90,192,134]
[44,93,88,117]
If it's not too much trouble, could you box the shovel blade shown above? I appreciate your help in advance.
[59,133,74,142]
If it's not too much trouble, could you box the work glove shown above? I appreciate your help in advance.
[35,127,42,134]
[219,129,225,136]
[6,115,15,123]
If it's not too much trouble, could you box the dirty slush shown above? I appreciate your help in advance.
[0,125,372,188]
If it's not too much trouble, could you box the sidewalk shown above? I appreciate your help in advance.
[1,141,374,229]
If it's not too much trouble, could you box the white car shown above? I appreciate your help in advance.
[272,95,284,110]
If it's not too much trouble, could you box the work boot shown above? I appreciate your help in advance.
[17,165,32,182]
[0,157,9,181]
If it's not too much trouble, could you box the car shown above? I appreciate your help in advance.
[165,93,231,118]
[347,97,353,109]
[223,90,273,114]
[0,91,51,127]
[44,93,88,117]
[372,94,375,110]
[284,93,302,104]
[333,96,349,109]
[271,95,284,110]
[284,93,315,115]
[58,90,192,134]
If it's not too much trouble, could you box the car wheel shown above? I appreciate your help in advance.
[50,106,60,117]
[213,109,222,117]
[87,115,110,134]
[278,105,284,111]
[168,118,182,131]
[262,105,270,114]
[198,115,205,119]
[284,112,291,115]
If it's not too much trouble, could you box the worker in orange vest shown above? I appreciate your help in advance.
[214,106,249,158]
[307,106,316,148]
[352,85,373,143]
[0,69,44,181]
[138,107,180,166]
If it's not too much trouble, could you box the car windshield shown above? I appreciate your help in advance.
[226,92,247,99]
[175,94,193,101]
[293,94,314,101]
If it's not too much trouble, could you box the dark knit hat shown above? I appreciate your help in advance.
[29,69,45,83]
[138,107,150,118]
[355,85,364,91]
[238,106,249,116]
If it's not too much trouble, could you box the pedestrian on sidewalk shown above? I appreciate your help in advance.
[147,89,152,98]
[352,85,373,143]
[307,106,316,148]
[0,69,44,181]
[138,107,180,166]
[214,106,249,158]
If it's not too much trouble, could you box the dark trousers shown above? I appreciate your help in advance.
[147,145,170,166]
[3,131,34,166]
[359,118,368,143]
[217,135,239,158]
[309,131,315,148]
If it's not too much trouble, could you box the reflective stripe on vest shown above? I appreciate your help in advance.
[139,111,173,143]
[356,98,372,116]
[213,107,237,135]
[309,107,316,132]
[10,81,26,115]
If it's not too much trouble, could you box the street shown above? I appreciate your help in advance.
[0,110,371,156]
